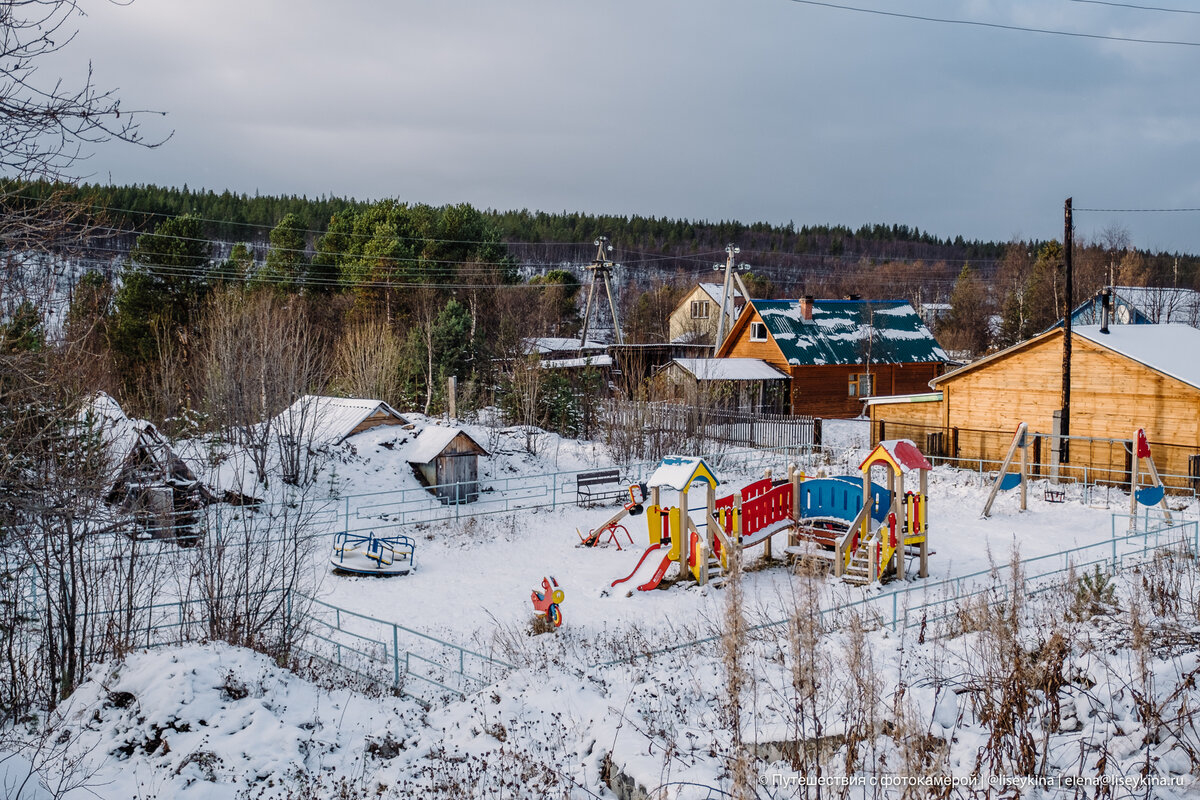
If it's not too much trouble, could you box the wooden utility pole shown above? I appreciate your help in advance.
[1061,197,1073,465]
[579,237,624,349]
[713,244,739,353]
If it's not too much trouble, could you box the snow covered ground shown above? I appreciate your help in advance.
[9,421,1200,798]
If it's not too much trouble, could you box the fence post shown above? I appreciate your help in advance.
[551,473,558,511]
[393,624,400,688]
[344,496,350,534]
[892,592,898,631]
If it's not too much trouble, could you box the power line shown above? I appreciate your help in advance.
[1074,206,1200,212]
[1066,0,1200,15]
[786,0,1200,46]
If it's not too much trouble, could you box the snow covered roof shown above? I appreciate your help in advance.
[861,439,932,474]
[697,282,743,305]
[1074,324,1200,391]
[540,354,613,370]
[78,391,153,464]
[670,358,789,381]
[748,299,948,367]
[406,426,488,464]
[861,391,943,407]
[278,396,410,446]
[647,455,720,491]
[524,337,607,354]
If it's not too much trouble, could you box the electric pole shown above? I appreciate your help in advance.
[1060,197,1073,466]
[713,244,739,353]
[579,236,624,349]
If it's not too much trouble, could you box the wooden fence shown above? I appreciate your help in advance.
[601,401,816,462]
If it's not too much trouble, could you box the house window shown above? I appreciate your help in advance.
[750,322,768,342]
[848,373,873,397]
[690,300,710,319]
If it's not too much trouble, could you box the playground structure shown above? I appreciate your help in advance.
[982,422,1030,517]
[1129,428,1172,525]
[531,576,565,627]
[331,532,416,576]
[611,444,932,590]
[578,484,646,549]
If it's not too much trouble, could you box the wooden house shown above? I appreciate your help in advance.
[1071,286,1200,328]
[866,323,1200,487]
[668,283,745,345]
[407,427,488,504]
[716,297,947,418]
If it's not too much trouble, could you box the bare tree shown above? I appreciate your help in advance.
[197,288,327,489]
[332,316,404,406]
[0,0,169,181]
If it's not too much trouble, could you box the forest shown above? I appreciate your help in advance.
[3,180,1199,441]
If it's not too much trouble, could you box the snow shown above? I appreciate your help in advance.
[524,336,607,354]
[669,357,789,381]
[1074,323,1200,391]
[14,417,1200,798]
[645,455,719,491]
[696,281,742,305]
[406,425,486,464]
[538,354,613,369]
[276,395,409,447]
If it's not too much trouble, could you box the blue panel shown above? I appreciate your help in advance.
[1135,485,1165,506]
[999,472,1022,491]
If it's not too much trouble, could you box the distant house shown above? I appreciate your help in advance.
[866,323,1200,487]
[715,297,948,418]
[669,283,745,345]
[276,395,411,448]
[522,336,613,371]
[1070,285,1200,328]
[407,426,488,504]
[653,357,790,413]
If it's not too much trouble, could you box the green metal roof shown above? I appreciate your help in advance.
[754,299,947,366]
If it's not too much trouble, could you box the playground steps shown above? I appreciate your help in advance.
[842,541,875,585]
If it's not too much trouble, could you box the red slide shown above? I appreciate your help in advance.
[611,543,663,589]
[637,553,673,591]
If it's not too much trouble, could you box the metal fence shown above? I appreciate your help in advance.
[295,594,515,705]
[595,512,1199,667]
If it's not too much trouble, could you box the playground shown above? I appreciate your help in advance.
[311,423,1182,650]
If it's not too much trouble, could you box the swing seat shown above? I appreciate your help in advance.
[1135,485,1165,506]
[998,472,1022,491]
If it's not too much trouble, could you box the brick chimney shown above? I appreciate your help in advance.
[800,295,814,321]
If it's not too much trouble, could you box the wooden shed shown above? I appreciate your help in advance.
[407,427,489,504]
[866,324,1200,489]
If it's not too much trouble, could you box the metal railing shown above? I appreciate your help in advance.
[594,513,1199,667]
[292,594,515,705]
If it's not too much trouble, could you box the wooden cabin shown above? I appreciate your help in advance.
[866,324,1200,488]
[407,427,488,504]
[716,297,947,418]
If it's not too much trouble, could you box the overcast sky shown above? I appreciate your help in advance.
[50,0,1200,253]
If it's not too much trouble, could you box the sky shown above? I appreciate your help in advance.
[42,0,1200,253]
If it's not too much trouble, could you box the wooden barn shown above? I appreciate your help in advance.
[652,357,790,413]
[407,427,488,504]
[715,297,947,418]
[866,324,1200,489]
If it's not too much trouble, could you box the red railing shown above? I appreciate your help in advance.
[742,483,793,538]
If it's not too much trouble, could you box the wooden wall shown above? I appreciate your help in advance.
[870,330,1200,482]
[790,363,941,418]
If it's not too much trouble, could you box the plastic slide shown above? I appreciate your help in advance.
[611,543,672,591]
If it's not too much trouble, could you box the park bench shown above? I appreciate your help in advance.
[576,468,625,506]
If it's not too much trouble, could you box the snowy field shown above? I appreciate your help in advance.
[9,418,1200,799]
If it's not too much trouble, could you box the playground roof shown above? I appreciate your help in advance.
[750,299,947,367]
[647,456,720,491]
[669,358,789,381]
[279,396,410,446]
[861,439,932,474]
[407,426,488,464]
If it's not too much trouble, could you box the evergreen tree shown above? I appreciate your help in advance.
[258,213,308,290]
[938,264,991,356]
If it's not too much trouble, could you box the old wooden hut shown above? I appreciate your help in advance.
[407,427,489,504]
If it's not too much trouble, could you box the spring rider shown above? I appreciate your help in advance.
[530,576,565,628]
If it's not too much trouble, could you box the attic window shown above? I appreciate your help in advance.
[750,322,768,342]
[690,300,710,319]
